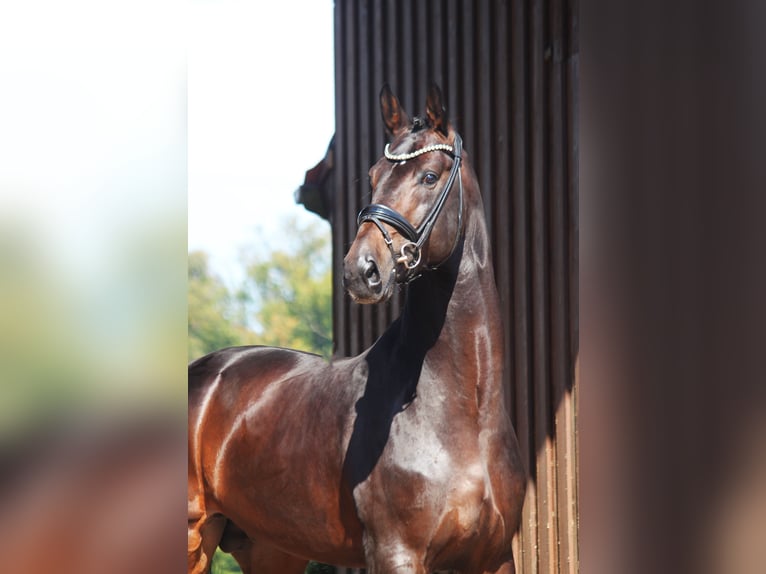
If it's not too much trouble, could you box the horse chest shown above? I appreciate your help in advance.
[349,397,519,568]
[355,406,492,526]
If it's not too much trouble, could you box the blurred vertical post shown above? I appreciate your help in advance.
[582,2,766,574]
[0,1,187,573]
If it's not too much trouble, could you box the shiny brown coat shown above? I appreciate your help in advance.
[188,86,526,574]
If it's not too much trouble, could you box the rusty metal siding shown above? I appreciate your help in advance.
[332,1,578,572]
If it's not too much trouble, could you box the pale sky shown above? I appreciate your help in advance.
[188,0,335,286]
[0,0,187,279]
[0,1,334,289]
[0,0,334,386]
[0,1,334,282]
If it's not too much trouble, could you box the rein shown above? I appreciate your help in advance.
[357,133,464,283]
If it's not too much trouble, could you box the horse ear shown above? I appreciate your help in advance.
[426,84,449,136]
[380,84,410,138]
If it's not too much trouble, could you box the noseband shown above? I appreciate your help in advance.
[357,133,464,283]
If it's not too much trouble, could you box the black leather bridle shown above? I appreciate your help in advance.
[356,133,464,283]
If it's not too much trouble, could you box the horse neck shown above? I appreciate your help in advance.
[399,198,504,390]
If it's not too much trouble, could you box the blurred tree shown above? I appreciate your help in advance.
[188,251,256,361]
[189,217,333,362]
[239,217,333,358]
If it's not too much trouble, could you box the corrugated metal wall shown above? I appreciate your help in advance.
[330,1,578,572]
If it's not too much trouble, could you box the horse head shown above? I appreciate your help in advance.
[343,84,466,304]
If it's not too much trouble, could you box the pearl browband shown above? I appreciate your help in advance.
[384,142,454,161]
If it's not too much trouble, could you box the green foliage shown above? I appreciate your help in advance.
[211,549,242,574]
[239,217,333,358]
[188,250,257,361]
[188,217,333,362]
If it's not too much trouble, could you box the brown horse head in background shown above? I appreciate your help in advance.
[188,84,526,574]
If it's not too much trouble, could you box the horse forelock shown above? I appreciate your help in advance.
[411,116,426,131]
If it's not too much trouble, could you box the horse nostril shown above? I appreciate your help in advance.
[363,260,381,286]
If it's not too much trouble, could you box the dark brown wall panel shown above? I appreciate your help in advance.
[332,1,578,572]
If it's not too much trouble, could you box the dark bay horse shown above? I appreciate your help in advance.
[188,85,526,574]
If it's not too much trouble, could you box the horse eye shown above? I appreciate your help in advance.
[423,172,438,186]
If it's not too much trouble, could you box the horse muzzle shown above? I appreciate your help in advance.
[342,249,395,304]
